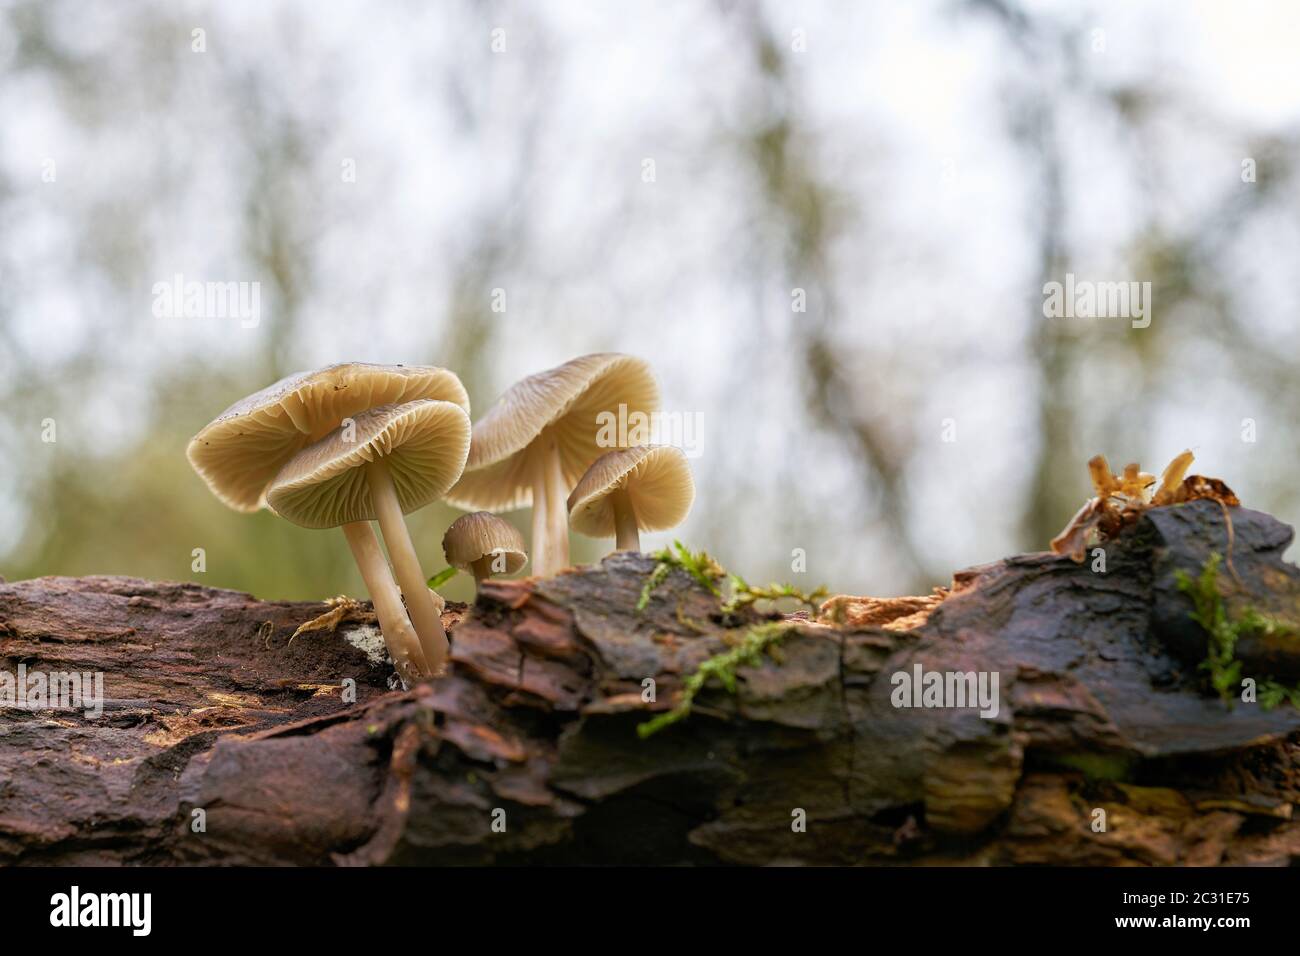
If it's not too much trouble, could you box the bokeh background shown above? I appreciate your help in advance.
[1,0,1297,604]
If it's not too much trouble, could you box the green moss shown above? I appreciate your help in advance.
[636,540,826,616]
[637,621,792,739]
[633,543,830,738]
[1045,751,1136,781]
[637,540,725,611]
[1175,552,1300,709]
[720,574,828,617]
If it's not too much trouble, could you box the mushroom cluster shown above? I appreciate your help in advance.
[188,364,470,684]
[187,353,695,684]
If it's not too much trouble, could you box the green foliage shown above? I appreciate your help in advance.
[1258,680,1300,710]
[636,621,792,739]
[721,574,828,617]
[636,540,826,616]
[1175,552,1300,709]
[637,540,725,611]
[427,566,459,589]
[1176,553,1241,702]
[633,542,830,737]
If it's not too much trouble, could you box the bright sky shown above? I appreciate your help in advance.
[1,0,1298,590]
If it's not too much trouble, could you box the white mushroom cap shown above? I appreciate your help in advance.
[568,445,694,537]
[442,512,528,575]
[266,400,471,529]
[445,353,659,512]
[187,363,469,513]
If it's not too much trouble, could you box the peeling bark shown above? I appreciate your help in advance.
[2,499,1300,865]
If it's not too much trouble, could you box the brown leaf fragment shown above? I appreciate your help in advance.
[1179,475,1240,508]
[818,589,947,629]
[1050,497,1105,562]
[289,597,370,645]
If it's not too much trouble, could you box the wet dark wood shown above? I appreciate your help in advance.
[2,498,1299,865]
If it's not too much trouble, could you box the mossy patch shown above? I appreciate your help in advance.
[1043,751,1137,781]
[637,540,725,610]
[1175,551,1300,709]
[637,621,793,739]
[637,539,827,617]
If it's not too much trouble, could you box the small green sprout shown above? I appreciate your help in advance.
[426,566,459,589]
[637,540,725,611]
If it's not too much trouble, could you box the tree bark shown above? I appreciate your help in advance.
[2,498,1300,865]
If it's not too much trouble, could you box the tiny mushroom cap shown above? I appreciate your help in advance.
[188,363,469,513]
[446,353,660,577]
[442,512,528,582]
[268,399,471,681]
[568,444,694,553]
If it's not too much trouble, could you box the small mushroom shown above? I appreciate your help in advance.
[267,400,471,681]
[446,353,660,577]
[187,362,469,513]
[442,512,528,589]
[567,445,694,553]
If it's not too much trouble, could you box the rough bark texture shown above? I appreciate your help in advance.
[3,498,1300,865]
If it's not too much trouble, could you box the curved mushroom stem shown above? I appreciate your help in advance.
[365,458,449,675]
[610,487,640,552]
[530,430,571,578]
[341,521,428,685]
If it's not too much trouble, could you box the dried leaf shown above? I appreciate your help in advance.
[289,597,367,646]
[1180,475,1240,508]
[1050,497,1105,562]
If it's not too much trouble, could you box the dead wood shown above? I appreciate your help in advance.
[3,499,1300,865]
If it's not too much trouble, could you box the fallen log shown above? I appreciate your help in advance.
[2,498,1300,865]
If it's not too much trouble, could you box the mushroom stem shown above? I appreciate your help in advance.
[365,458,450,675]
[341,520,429,685]
[610,487,640,552]
[470,556,494,585]
[530,432,571,577]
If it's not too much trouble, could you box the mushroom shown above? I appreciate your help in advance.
[446,353,660,577]
[442,512,528,590]
[267,400,471,681]
[567,445,694,553]
[187,362,469,513]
